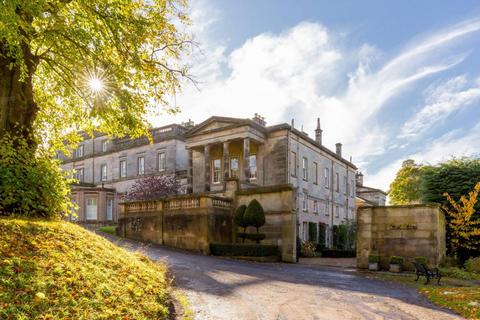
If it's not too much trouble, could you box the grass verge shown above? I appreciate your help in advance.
[365,272,480,319]
[0,217,176,319]
[97,225,117,235]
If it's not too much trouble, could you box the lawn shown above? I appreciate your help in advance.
[366,271,480,319]
[97,225,117,235]
[0,217,187,319]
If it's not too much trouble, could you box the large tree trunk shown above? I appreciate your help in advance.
[0,42,39,147]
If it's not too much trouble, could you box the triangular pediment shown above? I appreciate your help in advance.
[187,116,250,136]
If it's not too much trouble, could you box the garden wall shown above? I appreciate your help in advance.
[357,204,446,270]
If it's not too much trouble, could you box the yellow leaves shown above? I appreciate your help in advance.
[34,292,46,302]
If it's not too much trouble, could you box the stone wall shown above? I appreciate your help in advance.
[117,196,233,254]
[357,204,446,270]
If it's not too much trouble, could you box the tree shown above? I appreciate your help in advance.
[124,175,182,201]
[0,0,191,215]
[388,159,424,205]
[1,0,191,148]
[243,199,266,233]
[442,182,480,262]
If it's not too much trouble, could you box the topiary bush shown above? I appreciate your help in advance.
[244,199,266,232]
[0,135,74,218]
[234,204,248,243]
[414,256,428,265]
[369,255,380,263]
[245,233,266,242]
[465,257,480,273]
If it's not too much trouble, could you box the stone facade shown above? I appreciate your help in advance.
[356,204,446,270]
[59,124,190,223]
[355,172,387,206]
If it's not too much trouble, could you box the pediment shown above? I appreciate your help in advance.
[187,116,250,136]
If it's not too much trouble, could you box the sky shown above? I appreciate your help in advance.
[153,0,480,192]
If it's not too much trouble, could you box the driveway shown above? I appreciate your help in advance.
[104,236,462,320]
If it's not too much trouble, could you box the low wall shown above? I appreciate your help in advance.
[357,204,446,270]
[117,196,232,254]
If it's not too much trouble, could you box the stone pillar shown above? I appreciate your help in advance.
[204,145,211,192]
[243,138,250,182]
[187,148,193,193]
[223,141,230,180]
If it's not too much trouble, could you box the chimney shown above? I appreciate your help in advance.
[181,119,195,129]
[335,143,342,157]
[355,171,364,186]
[252,113,266,126]
[291,118,295,128]
[315,118,322,145]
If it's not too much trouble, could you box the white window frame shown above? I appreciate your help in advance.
[102,140,108,152]
[325,200,330,216]
[249,154,257,179]
[86,198,98,220]
[106,198,113,221]
[75,168,84,182]
[302,157,308,180]
[76,145,84,158]
[101,164,107,181]
[313,162,318,184]
[335,205,340,218]
[158,152,166,171]
[138,156,145,175]
[313,200,318,214]
[119,160,127,178]
[335,172,339,192]
[302,195,308,212]
[230,157,239,178]
[324,168,329,188]
[212,159,221,184]
[302,222,308,241]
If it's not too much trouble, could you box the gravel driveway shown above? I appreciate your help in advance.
[104,235,462,320]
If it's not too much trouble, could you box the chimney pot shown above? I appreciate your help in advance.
[355,171,364,186]
[335,143,342,157]
[315,117,322,145]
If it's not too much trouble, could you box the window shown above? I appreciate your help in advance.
[291,151,297,176]
[102,140,108,152]
[313,200,318,214]
[324,168,330,188]
[106,199,113,221]
[344,176,348,195]
[302,222,308,241]
[302,157,308,180]
[212,159,221,183]
[158,152,166,171]
[313,162,318,184]
[76,145,84,158]
[138,157,145,175]
[75,168,84,182]
[119,160,127,178]
[335,205,339,218]
[86,198,97,220]
[101,164,107,181]
[335,172,339,192]
[325,200,330,216]
[230,157,239,178]
[249,155,257,179]
[302,195,308,212]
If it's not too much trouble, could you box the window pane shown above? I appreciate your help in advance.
[138,157,144,175]
[120,160,126,178]
[230,158,239,178]
[249,155,257,179]
[212,159,221,183]
[159,153,166,171]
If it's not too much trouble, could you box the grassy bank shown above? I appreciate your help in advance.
[0,217,176,319]
[366,272,480,319]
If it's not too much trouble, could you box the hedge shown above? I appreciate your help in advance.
[210,243,279,257]
[319,249,356,258]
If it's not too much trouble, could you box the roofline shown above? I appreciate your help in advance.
[357,185,388,195]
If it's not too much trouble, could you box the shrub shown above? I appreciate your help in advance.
[333,221,356,250]
[308,222,317,243]
[210,243,278,257]
[320,249,356,258]
[243,199,266,232]
[0,135,74,218]
[465,257,480,273]
[369,255,380,263]
[414,256,428,265]
[301,241,316,258]
[124,175,182,201]
[390,256,405,265]
[234,205,248,243]
[245,233,266,243]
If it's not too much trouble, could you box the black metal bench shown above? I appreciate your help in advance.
[413,261,442,284]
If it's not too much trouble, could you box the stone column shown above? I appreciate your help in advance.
[223,141,230,180]
[243,138,250,182]
[187,148,193,194]
[204,145,211,192]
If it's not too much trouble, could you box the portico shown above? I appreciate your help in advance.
[185,116,267,193]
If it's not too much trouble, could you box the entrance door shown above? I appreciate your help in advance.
[106,199,113,221]
[86,198,98,220]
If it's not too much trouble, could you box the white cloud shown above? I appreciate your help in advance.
[400,75,480,138]
[154,2,480,190]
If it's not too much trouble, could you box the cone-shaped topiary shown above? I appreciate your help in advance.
[234,204,248,243]
[244,199,266,232]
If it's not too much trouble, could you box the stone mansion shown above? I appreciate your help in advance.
[60,114,367,246]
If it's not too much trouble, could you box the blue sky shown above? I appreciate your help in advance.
[155,0,480,191]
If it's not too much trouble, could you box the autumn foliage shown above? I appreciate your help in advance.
[124,175,183,202]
